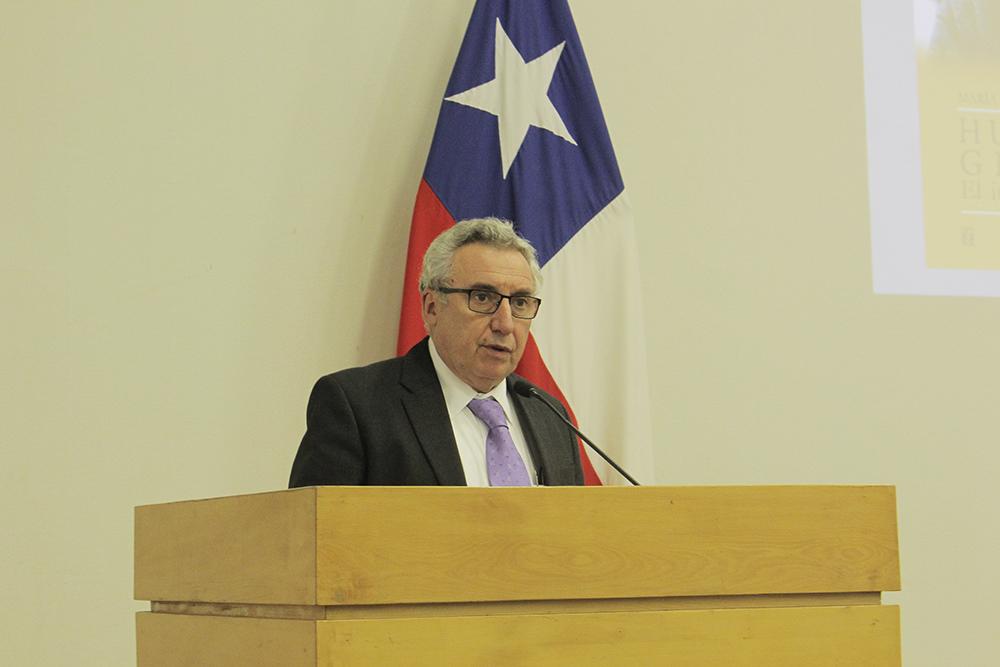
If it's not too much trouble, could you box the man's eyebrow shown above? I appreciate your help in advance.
[468,282,535,296]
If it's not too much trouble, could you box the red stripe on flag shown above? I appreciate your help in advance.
[516,335,602,486]
[397,180,456,356]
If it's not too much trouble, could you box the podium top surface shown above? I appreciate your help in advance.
[134,485,900,606]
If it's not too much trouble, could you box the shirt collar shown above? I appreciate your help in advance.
[428,337,514,420]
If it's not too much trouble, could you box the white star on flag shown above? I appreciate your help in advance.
[445,18,578,178]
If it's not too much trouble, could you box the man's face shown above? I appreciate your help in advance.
[422,243,535,393]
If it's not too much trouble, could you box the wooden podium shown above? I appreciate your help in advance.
[135,486,901,665]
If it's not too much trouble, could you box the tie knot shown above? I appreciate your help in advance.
[468,398,508,430]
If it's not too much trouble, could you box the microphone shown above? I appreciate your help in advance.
[511,379,640,486]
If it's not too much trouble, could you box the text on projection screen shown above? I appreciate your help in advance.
[863,0,1000,296]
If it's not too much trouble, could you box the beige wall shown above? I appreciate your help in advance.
[2,1,997,664]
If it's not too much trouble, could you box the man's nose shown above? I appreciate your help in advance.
[490,297,515,334]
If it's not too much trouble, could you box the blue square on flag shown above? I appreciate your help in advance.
[423,0,624,266]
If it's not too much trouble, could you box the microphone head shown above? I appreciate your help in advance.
[510,378,535,398]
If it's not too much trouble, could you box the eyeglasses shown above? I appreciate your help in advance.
[436,287,542,319]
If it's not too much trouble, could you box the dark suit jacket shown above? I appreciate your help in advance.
[288,338,584,487]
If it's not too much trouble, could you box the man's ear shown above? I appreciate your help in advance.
[421,290,438,330]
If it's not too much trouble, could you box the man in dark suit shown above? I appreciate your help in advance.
[289,218,584,487]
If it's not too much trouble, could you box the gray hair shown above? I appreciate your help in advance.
[418,217,543,293]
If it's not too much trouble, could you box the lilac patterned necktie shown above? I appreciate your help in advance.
[467,398,531,487]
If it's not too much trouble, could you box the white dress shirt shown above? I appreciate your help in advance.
[428,338,538,486]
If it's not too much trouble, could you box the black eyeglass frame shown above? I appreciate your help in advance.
[436,287,542,320]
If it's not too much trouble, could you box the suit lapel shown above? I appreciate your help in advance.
[509,375,569,485]
[399,339,467,485]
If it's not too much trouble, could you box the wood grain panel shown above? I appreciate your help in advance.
[135,488,317,604]
[134,486,898,606]
[314,604,901,666]
[314,485,899,605]
[136,613,316,667]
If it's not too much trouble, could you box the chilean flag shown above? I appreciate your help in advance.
[397,0,653,485]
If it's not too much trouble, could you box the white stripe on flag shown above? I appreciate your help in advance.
[530,191,655,484]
